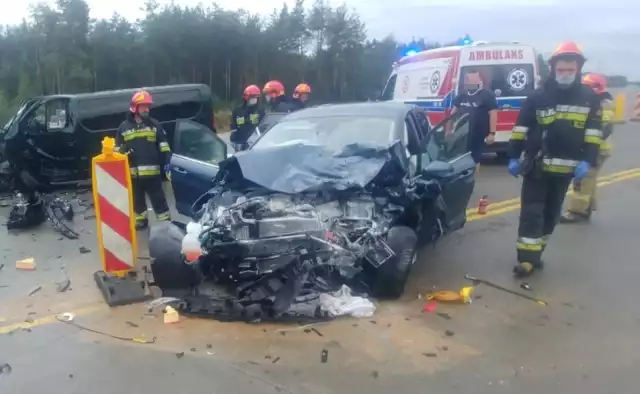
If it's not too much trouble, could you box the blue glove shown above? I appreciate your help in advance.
[573,161,590,181]
[507,159,521,177]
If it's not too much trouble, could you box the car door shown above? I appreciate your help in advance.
[170,119,227,216]
[21,98,79,183]
[419,112,475,233]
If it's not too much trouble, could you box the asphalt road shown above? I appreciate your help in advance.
[1,90,639,394]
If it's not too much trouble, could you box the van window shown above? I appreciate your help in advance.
[380,75,397,101]
[459,64,535,98]
[23,99,71,134]
[77,89,205,132]
[152,91,204,123]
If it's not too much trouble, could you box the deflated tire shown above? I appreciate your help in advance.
[371,226,418,299]
[149,221,199,290]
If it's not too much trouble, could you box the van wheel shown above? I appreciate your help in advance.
[371,226,418,299]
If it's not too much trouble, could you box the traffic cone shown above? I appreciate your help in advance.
[630,94,640,122]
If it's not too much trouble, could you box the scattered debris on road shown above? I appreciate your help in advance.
[423,301,437,312]
[78,246,91,254]
[464,273,547,305]
[445,330,455,337]
[163,306,180,324]
[28,285,42,296]
[319,285,376,318]
[520,282,532,291]
[422,352,438,357]
[0,363,12,376]
[16,257,35,271]
[320,349,329,363]
[55,279,71,293]
[426,287,474,304]
[55,314,156,344]
[436,312,452,320]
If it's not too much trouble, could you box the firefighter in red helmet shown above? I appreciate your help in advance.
[230,84,265,152]
[291,83,312,111]
[263,80,294,113]
[560,72,614,223]
[115,90,172,230]
[506,41,602,277]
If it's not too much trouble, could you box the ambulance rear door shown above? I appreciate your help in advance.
[459,44,538,145]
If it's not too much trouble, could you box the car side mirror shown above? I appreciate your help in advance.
[422,160,454,178]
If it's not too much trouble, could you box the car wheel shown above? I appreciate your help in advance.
[149,221,200,290]
[371,226,418,299]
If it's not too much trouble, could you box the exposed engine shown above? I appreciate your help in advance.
[181,193,402,319]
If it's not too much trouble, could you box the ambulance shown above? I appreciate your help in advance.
[380,41,540,156]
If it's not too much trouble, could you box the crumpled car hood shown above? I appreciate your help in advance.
[215,141,410,194]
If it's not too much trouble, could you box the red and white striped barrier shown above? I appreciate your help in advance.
[92,138,147,307]
[92,145,137,274]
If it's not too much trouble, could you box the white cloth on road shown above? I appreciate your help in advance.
[319,285,376,318]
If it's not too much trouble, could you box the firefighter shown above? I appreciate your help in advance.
[115,90,172,230]
[263,80,294,113]
[291,83,312,111]
[507,41,602,278]
[560,73,614,223]
[230,85,265,152]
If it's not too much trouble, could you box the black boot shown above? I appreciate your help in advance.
[513,260,544,278]
[135,218,149,231]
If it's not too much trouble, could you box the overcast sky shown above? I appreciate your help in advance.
[3,0,639,79]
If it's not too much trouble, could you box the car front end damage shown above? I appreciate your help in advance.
[149,142,442,322]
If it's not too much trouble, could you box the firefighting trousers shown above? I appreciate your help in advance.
[516,173,572,264]
[132,176,171,222]
[566,150,610,214]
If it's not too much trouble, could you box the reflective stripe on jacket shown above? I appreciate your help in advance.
[507,81,603,174]
[115,114,171,177]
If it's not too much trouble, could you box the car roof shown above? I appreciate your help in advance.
[37,84,211,101]
[283,102,417,120]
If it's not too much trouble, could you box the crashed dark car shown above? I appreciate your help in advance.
[149,102,476,321]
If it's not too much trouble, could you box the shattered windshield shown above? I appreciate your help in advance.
[252,115,397,152]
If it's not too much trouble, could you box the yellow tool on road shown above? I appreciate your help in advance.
[426,287,474,304]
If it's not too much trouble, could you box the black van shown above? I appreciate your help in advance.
[0,84,215,188]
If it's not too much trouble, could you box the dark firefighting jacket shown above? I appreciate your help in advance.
[230,104,264,143]
[508,79,602,174]
[289,98,306,112]
[115,114,171,177]
[268,96,295,113]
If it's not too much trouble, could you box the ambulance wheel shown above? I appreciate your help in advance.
[370,226,418,299]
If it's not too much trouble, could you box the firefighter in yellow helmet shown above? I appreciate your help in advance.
[291,83,311,111]
[560,72,613,223]
[115,90,172,230]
